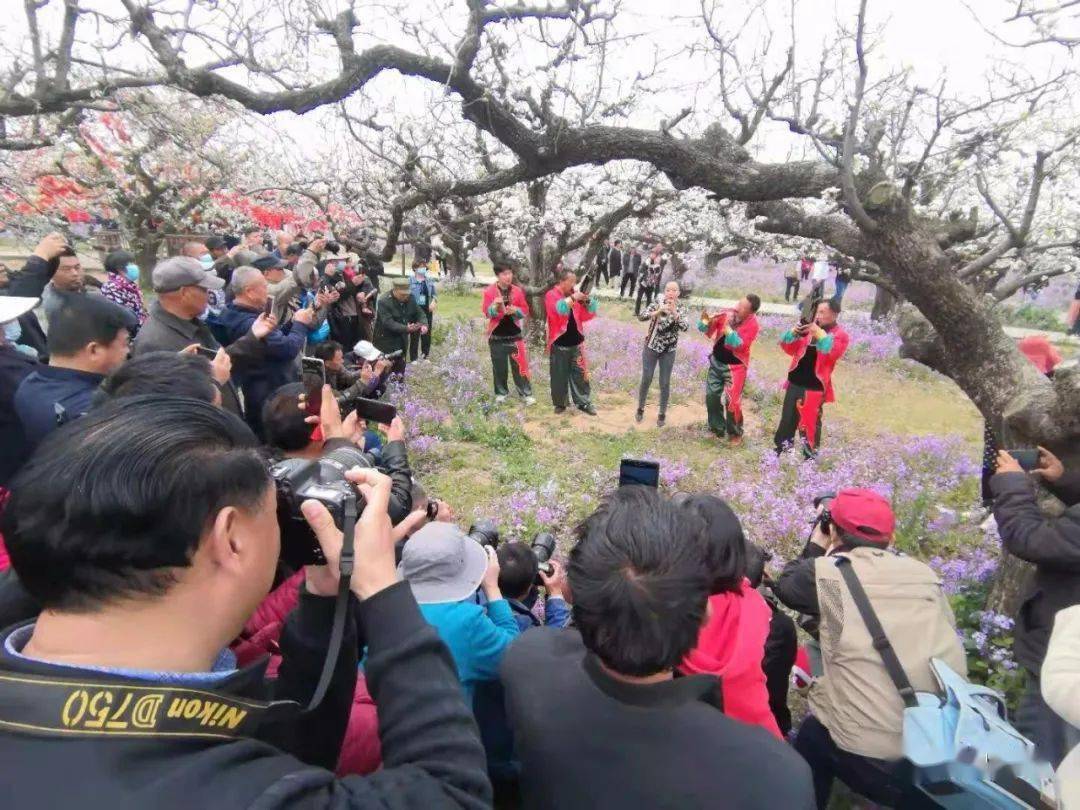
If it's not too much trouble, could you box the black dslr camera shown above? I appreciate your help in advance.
[467,521,557,583]
[270,445,372,570]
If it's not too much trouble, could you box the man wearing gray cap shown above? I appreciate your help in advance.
[374,278,424,375]
[399,523,521,703]
[133,256,273,418]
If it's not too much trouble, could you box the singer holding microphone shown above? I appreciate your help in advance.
[635,280,689,427]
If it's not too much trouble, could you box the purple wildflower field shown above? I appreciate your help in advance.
[390,294,1019,687]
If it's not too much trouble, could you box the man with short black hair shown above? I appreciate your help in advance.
[0,396,489,808]
[94,351,220,406]
[773,489,966,809]
[604,239,623,287]
[500,486,814,810]
[482,264,534,404]
[205,234,235,287]
[544,269,598,415]
[261,384,412,522]
[700,293,761,445]
[14,295,136,449]
[774,298,850,457]
[40,245,96,328]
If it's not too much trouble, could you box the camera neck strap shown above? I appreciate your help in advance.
[834,557,918,709]
[304,492,357,715]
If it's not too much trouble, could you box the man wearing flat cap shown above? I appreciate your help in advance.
[133,256,274,418]
[374,278,424,375]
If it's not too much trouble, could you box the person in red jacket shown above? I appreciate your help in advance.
[481,263,535,405]
[544,268,598,415]
[700,293,761,445]
[678,494,783,739]
[774,298,850,457]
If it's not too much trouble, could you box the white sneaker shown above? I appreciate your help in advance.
[524,396,537,406]
[495,395,507,404]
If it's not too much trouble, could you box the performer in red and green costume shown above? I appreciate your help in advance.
[773,298,850,457]
[700,293,761,445]
[545,268,598,415]
[482,263,535,405]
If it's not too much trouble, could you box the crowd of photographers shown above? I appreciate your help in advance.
[0,230,1078,808]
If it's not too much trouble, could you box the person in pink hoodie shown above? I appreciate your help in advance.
[678,494,783,739]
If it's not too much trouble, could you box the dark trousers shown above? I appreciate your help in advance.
[785,277,800,302]
[597,264,609,285]
[1016,672,1079,768]
[408,307,433,360]
[704,357,734,437]
[549,343,591,410]
[793,715,905,809]
[489,339,532,397]
[634,283,655,316]
[637,346,675,414]
[774,383,824,456]
[620,273,636,298]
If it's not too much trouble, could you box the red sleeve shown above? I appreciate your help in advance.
[831,328,851,361]
[780,333,806,357]
[544,290,561,320]
[517,287,530,317]
[245,570,303,635]
[739,317,760,348]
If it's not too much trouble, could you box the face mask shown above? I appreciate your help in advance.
[199,254,214,270]
[3,319,21,343]
[124,263,140,282]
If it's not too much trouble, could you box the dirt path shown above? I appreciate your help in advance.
[520,390,765,440]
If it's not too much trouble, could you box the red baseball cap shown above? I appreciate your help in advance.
[829,488,895,543]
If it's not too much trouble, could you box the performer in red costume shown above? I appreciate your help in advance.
[482,263,535,405]
[700,294,761,445]
[774,298,850,457]
[544,268,598,415]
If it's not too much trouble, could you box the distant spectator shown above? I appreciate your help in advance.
[500,486,814,810]
[99,250,148,329]
[399,522,521,703]
[14,295,136,451]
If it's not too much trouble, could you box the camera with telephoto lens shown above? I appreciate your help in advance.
[789,491,838,640]
[468,521,557,584]
[270,445,373,570]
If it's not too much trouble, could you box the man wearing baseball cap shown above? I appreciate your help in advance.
[773,488,966,809]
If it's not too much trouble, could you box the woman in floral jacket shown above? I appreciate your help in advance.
[636,280,688,427]
[99,250,148,333]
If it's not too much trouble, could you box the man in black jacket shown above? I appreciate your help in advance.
[0,396,489,809]
[0,296,40,487]
[992,446,1080,766]
[500,486,813,810]
[605,239,624,288]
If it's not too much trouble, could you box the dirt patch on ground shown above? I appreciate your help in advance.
[518,390,764,441]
